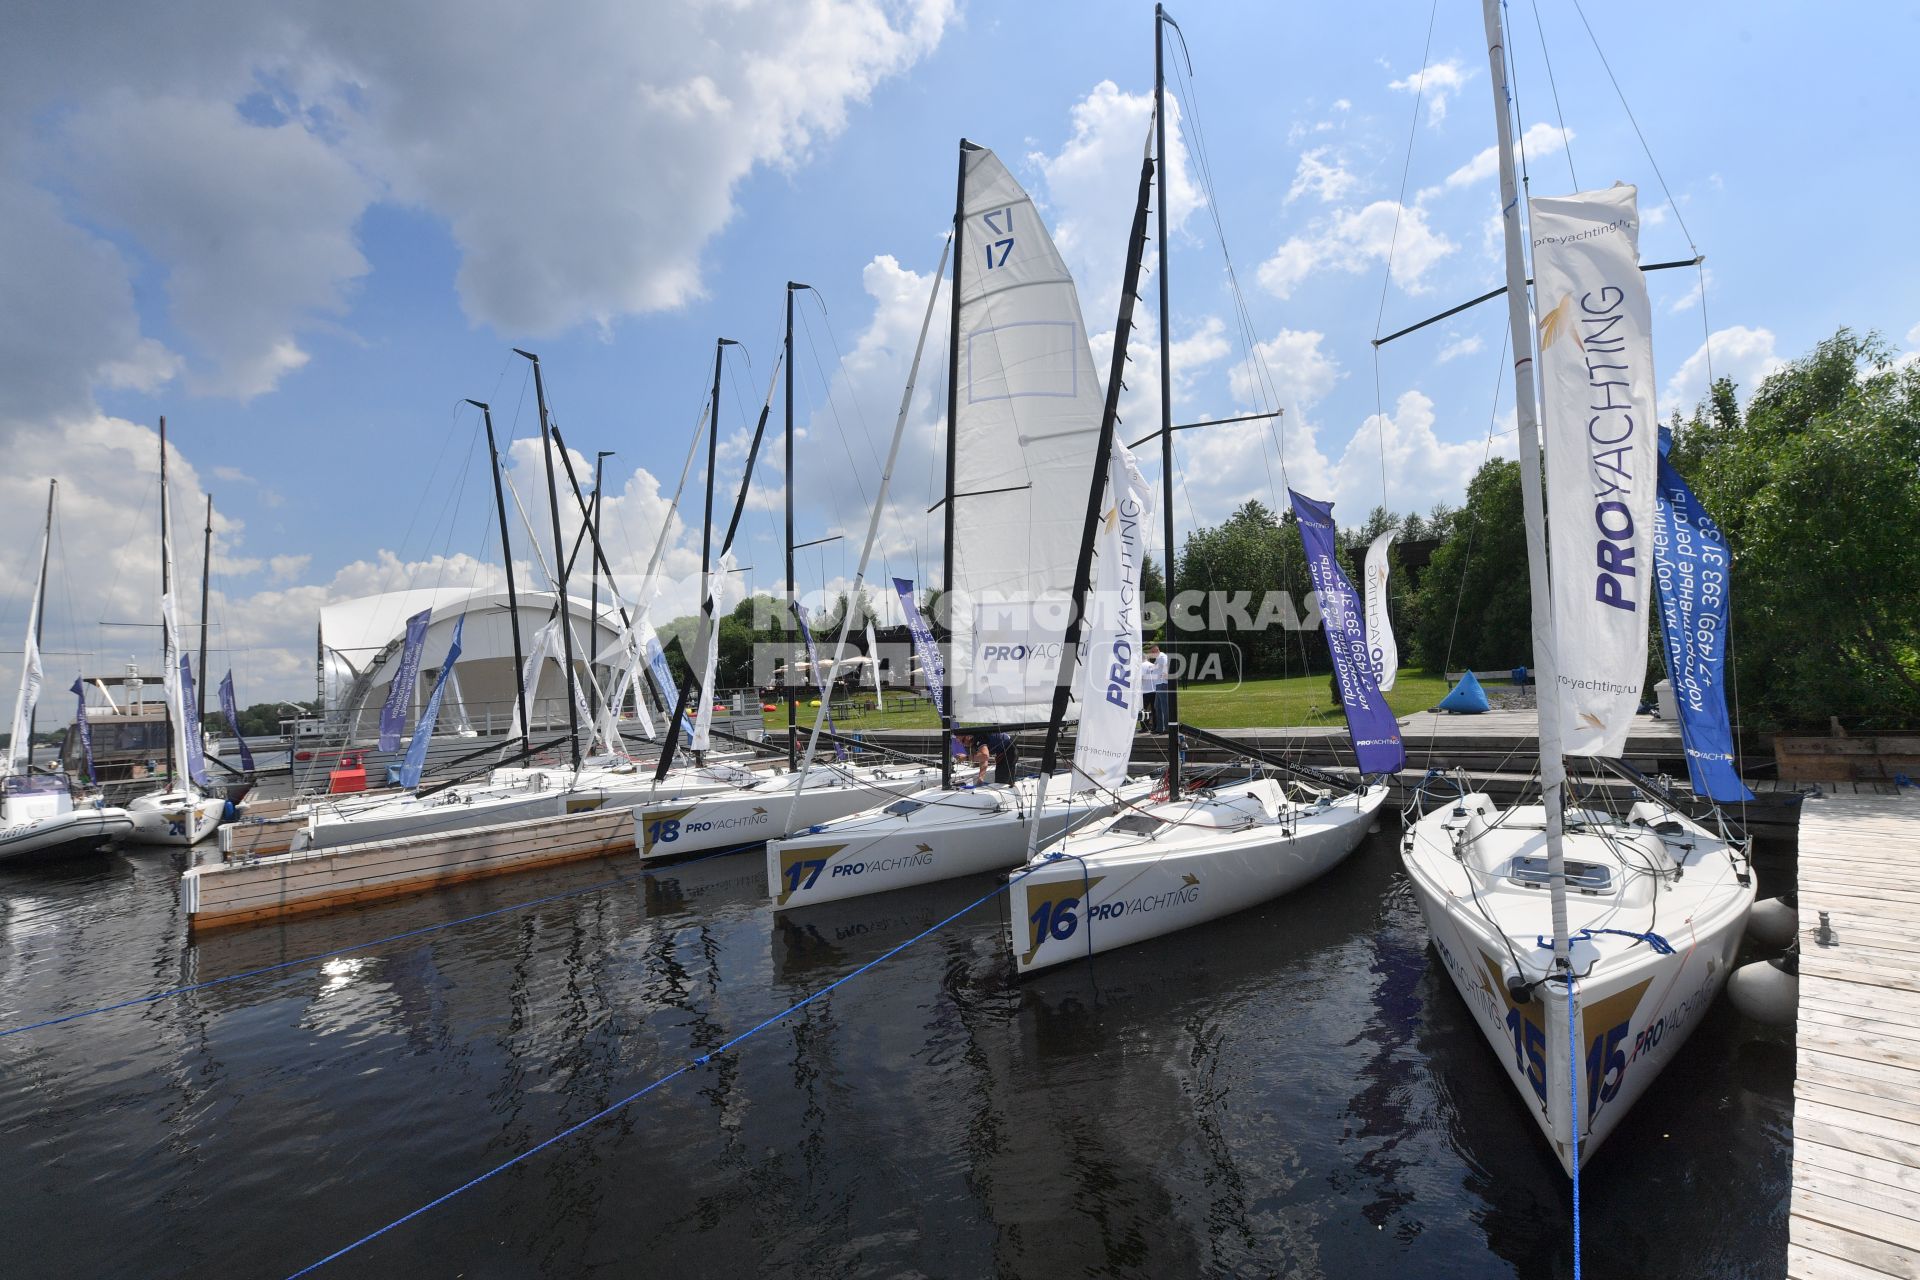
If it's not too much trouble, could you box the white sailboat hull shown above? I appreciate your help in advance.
[287,766,761,853]
[1401,794,1754,1171]
[635,763,941,862]
[0,805,135,862]
[1009,782,1387,975]
[768,777,1153,910]
[125,791,225,847]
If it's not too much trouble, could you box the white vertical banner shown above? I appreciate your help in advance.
[1530,183,1659,757]
[865,621,883,710]
[1071,438,1155,792]
[1364,530,1398,692]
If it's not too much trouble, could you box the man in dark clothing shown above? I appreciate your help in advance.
[956,731,1017,785]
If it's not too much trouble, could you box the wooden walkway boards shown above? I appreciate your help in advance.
[1790,789,1920,1279]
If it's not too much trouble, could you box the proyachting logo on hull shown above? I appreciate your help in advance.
[1083,872,1201,926]
[777,843,848,905]
[778,841,937,905]
[1021,874,1103,964]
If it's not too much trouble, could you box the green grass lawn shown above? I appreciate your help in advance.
[759,669,1451,733]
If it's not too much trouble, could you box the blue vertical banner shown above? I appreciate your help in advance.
[178,656,211,787]
[892,577,946,719]
[400,615,464,790]
[1288,490,1406,776]
[379,608,433,752]
[68,678,95,783]
[1652,436,1754,803]
[218,670,254,771]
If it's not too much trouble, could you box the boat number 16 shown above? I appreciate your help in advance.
[1029,896,1079,945]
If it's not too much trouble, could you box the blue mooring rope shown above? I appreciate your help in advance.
[1567,973,1582,1278]
[282,863,1036,1278]
[0,844,750,1041]
[1535,926,1673,956]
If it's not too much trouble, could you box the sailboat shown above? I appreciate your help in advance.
[1399,0,1754,1174]
[274,363,768,855]
[632,319,941,865]
[126,418,227,846]
[0,481,135,863]
[1006,8,1393,977]
[767,140,1154,911]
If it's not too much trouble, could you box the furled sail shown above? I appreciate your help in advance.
[4,520,47,777]
[1071,437,1155,792]
[1531,183,1659,757]
[949,143,1104,724]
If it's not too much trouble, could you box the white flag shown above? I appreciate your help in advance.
[1071,438,1155,792]
[1531,184,1658,757]
[1364,530,1398,693]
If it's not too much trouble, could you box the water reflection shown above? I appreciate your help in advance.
[0,831,1790,1277]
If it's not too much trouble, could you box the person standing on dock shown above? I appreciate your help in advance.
[1141,642,1169,734]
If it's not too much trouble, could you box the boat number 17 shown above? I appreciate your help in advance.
[981,207,1014,269]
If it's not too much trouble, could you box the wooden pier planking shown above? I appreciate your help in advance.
[1792,790,1920,1280]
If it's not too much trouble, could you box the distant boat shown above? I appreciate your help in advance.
[1,480,134,863]
[125,418,225,847]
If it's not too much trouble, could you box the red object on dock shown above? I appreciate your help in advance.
[328,751,367,794]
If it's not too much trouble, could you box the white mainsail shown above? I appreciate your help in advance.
[1071,437,1155,792]
[1364,530,1398,692]
[949,143,1104,724]
[1532,184,1659,757]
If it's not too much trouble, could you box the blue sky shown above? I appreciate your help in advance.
[3,0,1916,704]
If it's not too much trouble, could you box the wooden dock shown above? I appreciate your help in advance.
[1789,788,1920,1279]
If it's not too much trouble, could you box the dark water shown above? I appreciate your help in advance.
[0,827,1794,1279]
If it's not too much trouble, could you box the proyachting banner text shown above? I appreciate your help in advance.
[1531,184,1658,757]
[1072,438,1155,792]
[1652,433,1754,802]
[892,577,945,719]
[378,608,432,752]
[1288,489,1405,776]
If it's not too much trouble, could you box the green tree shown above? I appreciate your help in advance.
[1673,330,1920,729]
[1411,458,1531,673]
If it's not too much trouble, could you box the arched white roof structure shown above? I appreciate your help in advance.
[319,587,628,736]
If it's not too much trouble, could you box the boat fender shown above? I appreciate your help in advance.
[1746,896,1797,949]
[1727,951,1798,1026]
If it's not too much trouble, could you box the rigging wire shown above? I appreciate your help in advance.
[1527,0,1579,189]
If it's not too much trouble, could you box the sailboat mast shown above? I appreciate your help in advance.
[1480,0,1571,970]
[1155,5,1182,800]
[1033,124,1158,783]
[471,401,531,749]
[652,339,735,781]
[197,494,212,730]
[786,282,801,772]
[158,417,177,786]
[26,481,53,753]
[940,140,968,791]
[515,349,582,771]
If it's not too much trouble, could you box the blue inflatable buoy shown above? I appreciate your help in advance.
[1438,670,1491,714]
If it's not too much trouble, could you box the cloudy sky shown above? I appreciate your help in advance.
[4,0,1916,709]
